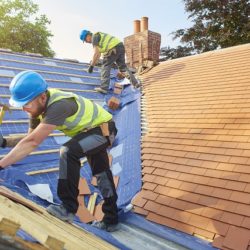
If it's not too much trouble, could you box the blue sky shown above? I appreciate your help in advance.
[33,0,191,62]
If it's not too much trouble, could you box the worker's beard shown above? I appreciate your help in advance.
[30,103,45,118]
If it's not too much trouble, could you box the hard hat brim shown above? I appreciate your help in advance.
[9,97,28,108]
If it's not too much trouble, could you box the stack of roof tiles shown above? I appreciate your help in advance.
[133,44,250,250]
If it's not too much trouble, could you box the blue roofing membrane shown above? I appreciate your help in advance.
[0,50,217,250]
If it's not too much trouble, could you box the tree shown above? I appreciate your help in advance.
[160,46,193,61]
[161,0,250,60]
[0,0,55,57]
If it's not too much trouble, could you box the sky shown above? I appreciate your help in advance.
[32,0,191,63]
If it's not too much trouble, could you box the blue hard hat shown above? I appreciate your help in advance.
[9,71,48,107]
[79,29,90,41]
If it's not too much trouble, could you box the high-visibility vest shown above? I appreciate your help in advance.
[41,89,112,137]
[95,32,121,53]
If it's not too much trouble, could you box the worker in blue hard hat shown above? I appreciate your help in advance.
[79,29,139,94]
[0,70,119,232]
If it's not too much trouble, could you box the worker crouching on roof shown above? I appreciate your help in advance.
[0,71,119,232]
[80,29,138,94]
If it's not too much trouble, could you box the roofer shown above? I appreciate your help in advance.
[0,71,119,232]
[80,29,138,94]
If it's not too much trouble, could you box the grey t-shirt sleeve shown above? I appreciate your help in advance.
[42,98,78,126]
[92,33,101,46]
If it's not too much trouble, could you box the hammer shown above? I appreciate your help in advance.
[0,103,11,124]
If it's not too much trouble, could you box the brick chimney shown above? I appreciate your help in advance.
[124,17,161,69]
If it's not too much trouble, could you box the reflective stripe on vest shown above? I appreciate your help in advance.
[46,89,112,137]
[96,32,121,53]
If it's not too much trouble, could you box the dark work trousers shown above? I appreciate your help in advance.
[57,121,118,225]
[101,43,137,90]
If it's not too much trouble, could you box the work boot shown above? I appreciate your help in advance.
[133,81,141,89]
[94,87,108,94]
[121,71,139,88]
[92,221,120,232]
[46,204,74,223]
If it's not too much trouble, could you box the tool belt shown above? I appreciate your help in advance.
[82,120,117,147]
[103,47,116,58]
[101,120,117,147]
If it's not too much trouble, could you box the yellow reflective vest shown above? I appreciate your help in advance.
[95,32,121,53]
[43,89,112,137]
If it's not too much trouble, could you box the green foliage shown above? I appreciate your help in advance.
[160,46,193,61]
[0,0,55,57]
[161,0,250,60]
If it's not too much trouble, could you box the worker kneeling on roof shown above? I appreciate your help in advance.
[0,71,119,232]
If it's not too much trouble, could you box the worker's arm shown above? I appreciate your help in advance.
[87,47,101,73]
[0,123,56,168]
[91,46,101,66]
[0,121,40,148]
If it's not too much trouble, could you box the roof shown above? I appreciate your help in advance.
[0,49,142,250]
[133,44,250,250]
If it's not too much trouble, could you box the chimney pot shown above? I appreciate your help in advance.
[134,20,141,34]
[141,16,148,32]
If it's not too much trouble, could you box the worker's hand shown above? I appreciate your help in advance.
[87,65,94,74]
[0,134,6,148]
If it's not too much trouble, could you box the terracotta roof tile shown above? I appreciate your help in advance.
[158,205,177,218]
[173,210,192,224]
[198,196,219,207]
[140,190,159,201]
[239,173,250,182]
[225,180,246,191]
[179,182,198,192]
[216,200,237,213]
[136,44,250,249]
[241,217,250,229]
[212,235,225,249]
[147,212,177,229]
[78,177,91,195]
[211,188,232,199]
[93,201,104,222]
[194,227,215,241]
[230,191,250,204]
[151,175,168,186]
[235,203,250,217]
[133,206,149,216]
[142,182,157,191]
[206,220,229,236]
[245,184,250,193]
[201,207,223,220]
[142,166,155,174]
[142,173,156,182]
[154,185,171,196]
[185,203,205,215]
[144,200,162,213]
[195,185,214,196]
[166,179,182,189]
[76,203,95,223]
[157,195,176,206]
[131,194,147,208]
[175,221,195,235]
[220,212,244,226]
[222,226,250,250]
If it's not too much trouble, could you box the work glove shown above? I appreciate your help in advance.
[0,134,6,148]
[87,65,94,74]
